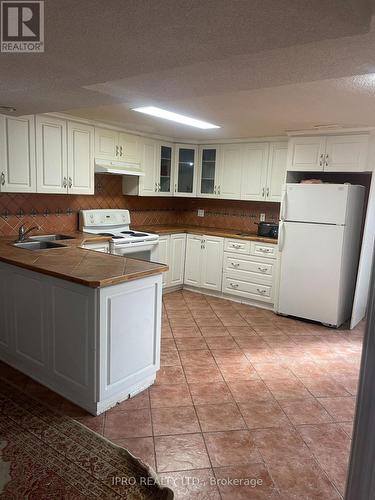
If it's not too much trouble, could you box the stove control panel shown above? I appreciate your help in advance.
[79,209,131,229]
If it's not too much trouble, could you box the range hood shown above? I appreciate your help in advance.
[94,159,144,176]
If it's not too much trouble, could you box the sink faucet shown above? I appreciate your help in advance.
[16,224,39,243]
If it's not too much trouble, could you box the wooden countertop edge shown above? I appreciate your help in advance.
[0,253,169,288]
[134,226,278,244]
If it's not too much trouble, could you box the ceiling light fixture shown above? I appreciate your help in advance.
[0,105,16,112]
[132,106,220,129]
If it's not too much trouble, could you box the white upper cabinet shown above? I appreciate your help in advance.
[118,132,140,164]
[287,134,369,172]
[158,143,174,196]
[174,144,198,197]
[36,115,68,194]
[139,138,159,196]
[219,144,243,199]
[197,146,221,198]
[287,136,326,172]
[324,135,369,172]
[241,143,269,201]
[266,142,288,202]
[0,115,36,193]
[95,128,140,163]
[95,128,118,160]
[67,121,95,195]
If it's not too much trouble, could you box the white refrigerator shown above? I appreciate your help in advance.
[276,183,365,327]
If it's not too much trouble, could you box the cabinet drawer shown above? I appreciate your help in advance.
[224,239,251,254]
[250,241,276,259]
[223,274,273,303]
[223,254,273,283]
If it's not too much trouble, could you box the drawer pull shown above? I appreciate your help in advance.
[259,248,271,253]
[231,262,240,268]
[257,288,267,295]
[231,243,241,249]
[230,283,239,288]
[258,267,268,273]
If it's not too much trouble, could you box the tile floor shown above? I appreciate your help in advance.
[1,290,364,499]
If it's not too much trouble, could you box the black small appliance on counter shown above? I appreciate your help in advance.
[256,222,279,239]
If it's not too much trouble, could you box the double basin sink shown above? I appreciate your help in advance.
[14,234,74,251]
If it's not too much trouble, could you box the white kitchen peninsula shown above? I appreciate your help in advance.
[0,233,167,415]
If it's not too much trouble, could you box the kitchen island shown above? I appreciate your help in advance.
[0,232,168,415]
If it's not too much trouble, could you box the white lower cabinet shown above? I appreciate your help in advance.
[80,241,110,253]
[157,233,186,288]
[222,240,277,304]
[184,234,224,291]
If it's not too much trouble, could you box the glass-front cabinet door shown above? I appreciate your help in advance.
[158,143,173,195]
[174,144,198,196]
[198,146,221,197]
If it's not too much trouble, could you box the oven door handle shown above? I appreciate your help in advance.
[113,240,159,250]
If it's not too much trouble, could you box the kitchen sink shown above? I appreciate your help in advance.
[13,241,67,250]
[29,234,74,242]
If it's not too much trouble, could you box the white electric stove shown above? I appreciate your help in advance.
[79,209,159,261]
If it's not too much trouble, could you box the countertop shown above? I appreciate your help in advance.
[134,225,278,244]
[0,232,168,288]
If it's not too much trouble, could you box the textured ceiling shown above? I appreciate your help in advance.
[1,0,375,139]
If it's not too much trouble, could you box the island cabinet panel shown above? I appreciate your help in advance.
[48,282,96,397]
[0,267,10,351]
[11,272,47,375]
[98,275,162,404]
[0,262,163,416]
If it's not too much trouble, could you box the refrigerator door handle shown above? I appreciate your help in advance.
[278,221,285,252]
[280,190,287,221]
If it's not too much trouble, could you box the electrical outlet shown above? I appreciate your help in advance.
[260,213,266,222]
[197,209,205,217]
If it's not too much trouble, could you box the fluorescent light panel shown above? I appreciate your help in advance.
[132,106,220,129]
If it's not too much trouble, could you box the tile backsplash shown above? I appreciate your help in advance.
[0,175,280,236]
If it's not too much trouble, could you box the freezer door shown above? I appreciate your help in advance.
[277,222,344,325]
[282,184,349,224]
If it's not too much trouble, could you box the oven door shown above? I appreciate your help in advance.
[112,240,159,262]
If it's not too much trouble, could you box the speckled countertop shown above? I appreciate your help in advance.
[134,225,278,244]
[0,232,168,288]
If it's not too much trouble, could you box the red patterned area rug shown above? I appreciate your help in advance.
[0,378,173,499]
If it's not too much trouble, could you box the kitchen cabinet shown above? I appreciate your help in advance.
[95,127,140,164]
[197,146,221,198]
[174,145,198,196]
[169,234,186,286]
[241,143,269,201]
[36,116,95,195]
[287,134,369,172]
[80,240,110,253]
[36,115,68,194]
[219,144,243,199]
[67,121,95,195]
[223,239,277,304]
[0,115,36,193]
[184,234,223,291]
[158,235,170,286]
[158,143,174,195]
[266,142,288,202]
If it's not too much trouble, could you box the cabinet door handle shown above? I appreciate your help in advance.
[174,183,177,192]
[120,146,124,156]
[155,183,158,192]
[258,266,268,273]
[266,187,270,197]
[259,247,271,253]
[214,185,217,195]
[62,177,67,188]
[257,288,267,295]
[262,187,265,197]
[231,262,240,268]
[319,153,324,167]
[0,172,5,186]
[325,154,329,167]
[218,185,221,195]
[230,283,239,288]
[232,243,241,249]
[115,145,119,157]
[68,177,72,188]
[158,183,161,191]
